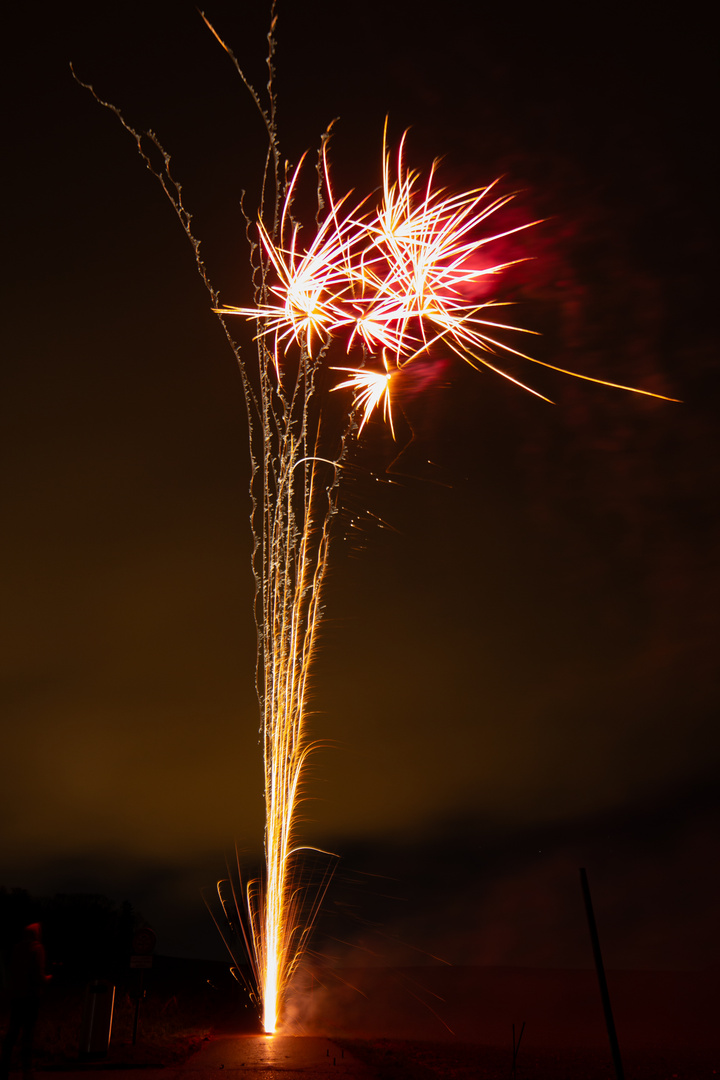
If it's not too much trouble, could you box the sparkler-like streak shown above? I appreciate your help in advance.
[75,7,677,1037]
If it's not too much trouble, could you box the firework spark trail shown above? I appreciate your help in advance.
[75,9,677,1037]
[215,132,553,1032]
[218,124,677,1034]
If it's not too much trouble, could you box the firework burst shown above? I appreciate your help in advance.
[76,7,677,1037]
[215,115,675,1033]
[212,119,550,1034]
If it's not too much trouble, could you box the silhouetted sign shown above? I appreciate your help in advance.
[131,928,156,956]
[129,955,152,969]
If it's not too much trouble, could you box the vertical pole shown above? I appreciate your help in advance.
[579,868,625,1080]
[132,969,144,1046]
[511,1021,524,1080]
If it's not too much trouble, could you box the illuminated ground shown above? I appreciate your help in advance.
[38,1030,717,1079]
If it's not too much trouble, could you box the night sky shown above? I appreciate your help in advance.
[2,2,717,974]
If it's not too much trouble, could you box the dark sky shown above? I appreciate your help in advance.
[2,2,718,973]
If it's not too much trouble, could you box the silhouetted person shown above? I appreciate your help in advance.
[0,924,51,1080]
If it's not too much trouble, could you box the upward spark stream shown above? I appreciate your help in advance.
[217,127,676,1034]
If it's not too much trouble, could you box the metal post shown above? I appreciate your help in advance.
[511,1021,525,1080]
[579,868,625,1080]
[132,969,144,1045]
